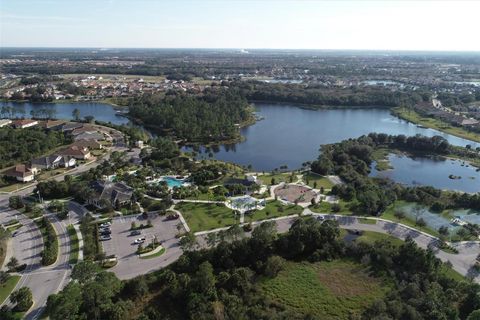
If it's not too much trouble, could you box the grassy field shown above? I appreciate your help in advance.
[176,202,238,233]
[357,217,377,225]
[302,172,334,189]
[246,200,303,222]
[0,182,35,193]
[67,225,79,265]
[0,275,20,305]
[262,260,389,319]
[258,173,292,185]
[393,107,480,143]
[355,231,405,247]
[0,229,8,273]
[309,200,354,215]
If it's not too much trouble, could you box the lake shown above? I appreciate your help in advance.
[185,103,479,171]
[370,154,480,193]
[0,101,129,125]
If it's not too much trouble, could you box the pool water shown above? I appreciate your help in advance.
[161,177,185,188]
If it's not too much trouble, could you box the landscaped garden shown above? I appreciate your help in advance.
[302,172,334,189]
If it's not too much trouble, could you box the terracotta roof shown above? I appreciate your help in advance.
[58,146,90,157]
[12,119,37,127]
[4,164,34,178]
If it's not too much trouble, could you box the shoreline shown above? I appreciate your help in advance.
[0,98,128,110]
[391,107,480,144]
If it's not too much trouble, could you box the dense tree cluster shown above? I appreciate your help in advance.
[128,89,252,143]
[46,218,480,319]
[0,127,70,169]
[232,81,427,108]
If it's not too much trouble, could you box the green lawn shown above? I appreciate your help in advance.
[309,200,354,215]
[355,231,404,247]
[357,217,377,225]
[140,247,166,259]
[176,202,238,233]
[302,172,334,189]
[261,260,389,319]
[67,225,79,265]
[0,182,35,193]
[246,200,303,222]
[258,173,291,185]
[0,275,20,305]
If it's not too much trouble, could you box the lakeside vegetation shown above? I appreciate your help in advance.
[128,89,253,143]
[392,107,480,143]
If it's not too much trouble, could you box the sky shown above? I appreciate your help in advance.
[1,0,480,51]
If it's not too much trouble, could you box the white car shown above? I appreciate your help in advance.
[134,237,146,244]
[100,222,111,228]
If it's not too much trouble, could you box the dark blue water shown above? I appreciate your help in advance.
[0,101,129,125]
[185,103,479,171]
[370,154,480,193]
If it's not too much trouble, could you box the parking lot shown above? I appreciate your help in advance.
[101,212,183,279]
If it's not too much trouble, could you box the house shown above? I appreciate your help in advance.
[11,119,38,129]
[73,132,104,141]
[0,119,12,127]
[72,139,103,150]
[71,125,97,136]
[60,122,83,133]
[38,120,65,130]
[4,164,37,182]
[88,181,133,209]
[31,155,76,170]
[57,146,91,160]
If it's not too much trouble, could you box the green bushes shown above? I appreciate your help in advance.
[36,218,58,266]
[79,216,101,261]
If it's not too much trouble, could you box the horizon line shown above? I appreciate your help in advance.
[1,46,480,54]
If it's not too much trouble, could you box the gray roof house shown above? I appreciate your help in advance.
[88,181,133,209]
[31,155,76,170]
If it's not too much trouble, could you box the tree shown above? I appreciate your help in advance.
[71,261,101,284]
[416,218,426,227]
[6,257,19,271]
[9,196,24,209]
[468,310,480,320]
[179,232,196,251]
[264,255,286,277]
[10,287,33,312]
[72,108,80,121]
[393,209,405,220]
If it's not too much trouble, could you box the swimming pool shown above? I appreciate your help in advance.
[161,176,186,188]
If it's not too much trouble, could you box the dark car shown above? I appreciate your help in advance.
[100,229,112,235]
[130,230,141,236]
[166,213,179,220]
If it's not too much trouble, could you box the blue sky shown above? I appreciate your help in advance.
[1,0,479,51]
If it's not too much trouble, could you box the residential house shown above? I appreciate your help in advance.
[71,125,97,136]
[57,146,91,160]
[60,122,83,133]
[11,119,38,129]
[72,139,103,150]
[4,164,37,182]
[73,131,104,141]
[88,181,133,209]
[31,154,76,170]
[0,119,12,127]
[38,120,65,130]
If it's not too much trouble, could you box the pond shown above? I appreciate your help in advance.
[185,103,480,171]
[0,101,129,125]
[370,154,480,193]
[394,202,480,233]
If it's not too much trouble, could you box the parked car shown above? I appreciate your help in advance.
[100,229,112,235]
[12,231,19,237]
[130,230,141,236]
[134,237,146,244]
[166,213,179,220]
[99,235,111,241]
[100,222,111,228]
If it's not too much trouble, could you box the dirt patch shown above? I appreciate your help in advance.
[274,184,316,203]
